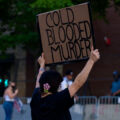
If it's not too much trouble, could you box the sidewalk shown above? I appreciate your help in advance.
[0,104,82,120]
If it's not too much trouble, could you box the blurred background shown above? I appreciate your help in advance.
[0,0,120,98]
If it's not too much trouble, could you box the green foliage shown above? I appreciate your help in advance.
[0,0,73,55]
[31,0,73,13]
[71,0,110,19]
[0,32,38,52]
[0,0,37,53]
[114,0,120,5]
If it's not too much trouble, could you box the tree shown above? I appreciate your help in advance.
[114,0,120,6]
[0,0,73,56]
[0,0,38,54]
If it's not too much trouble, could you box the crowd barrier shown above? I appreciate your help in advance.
[0,96,120,120]
[97,96,120,120]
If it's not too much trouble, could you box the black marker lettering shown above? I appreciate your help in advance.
[46,13,53,27]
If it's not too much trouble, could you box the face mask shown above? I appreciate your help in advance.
[11,85,16,92]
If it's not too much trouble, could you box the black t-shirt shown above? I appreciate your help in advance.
[30,88,74,120]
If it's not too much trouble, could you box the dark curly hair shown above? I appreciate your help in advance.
[39,70,63,94]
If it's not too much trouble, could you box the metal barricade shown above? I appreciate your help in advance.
[72,96,120,120]
[70,96,98,120]
[1,96,98,120]
[1,96,120,120]
[98,96,120,120]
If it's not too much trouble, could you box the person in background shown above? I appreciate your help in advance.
[111,71,120,96]
[30,47,100,120]
[111,71,120,95]
[3,82,18,120]
[60,70,79,102]
[60,70,74,90]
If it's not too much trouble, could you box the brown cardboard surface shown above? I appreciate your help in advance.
[37,3,94,65]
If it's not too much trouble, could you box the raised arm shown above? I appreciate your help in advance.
[69,48,100,97]
[35,53,45,88]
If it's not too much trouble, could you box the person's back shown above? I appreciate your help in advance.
[30,88,74,120]
[30,48,100,120]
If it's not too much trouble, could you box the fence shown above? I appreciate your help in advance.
[98,96,120,120]
[1,96,120,120]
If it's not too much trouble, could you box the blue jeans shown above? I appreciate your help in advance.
[3,101,14,120]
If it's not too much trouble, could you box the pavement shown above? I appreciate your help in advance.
[0,104,83,120]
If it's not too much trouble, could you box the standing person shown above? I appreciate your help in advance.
[60,70,79,102]
[3,82,18,120]
[111,71,120,95]
[111,71,120,96]
[60,70,74,91]
[30,48,100,120]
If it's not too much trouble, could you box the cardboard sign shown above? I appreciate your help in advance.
[37,2,95,65]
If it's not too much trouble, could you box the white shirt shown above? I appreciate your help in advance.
[4,95,14,102]
[60,76,73,90]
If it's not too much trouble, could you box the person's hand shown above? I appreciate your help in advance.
[37,53,45,68]
[15,89,18,95]
[90,47,100,63]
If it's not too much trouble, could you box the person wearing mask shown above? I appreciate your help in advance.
[3,82,18,120]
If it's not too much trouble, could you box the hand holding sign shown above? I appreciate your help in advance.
[38,53,45,68]
[90,47,100,63]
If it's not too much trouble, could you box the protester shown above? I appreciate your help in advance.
[30,47,100,120]
[3,82,18,120]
